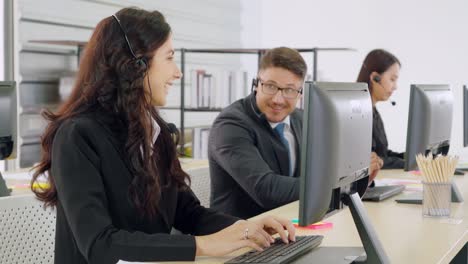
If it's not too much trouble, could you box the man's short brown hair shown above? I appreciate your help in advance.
[259,47,307,80]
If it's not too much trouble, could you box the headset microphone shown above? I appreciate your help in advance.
[373,75,396,106]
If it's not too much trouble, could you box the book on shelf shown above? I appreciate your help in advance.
[202,73,212,108]
[188,69,251,109]
[192,69,203,108]
[191,127,210,159]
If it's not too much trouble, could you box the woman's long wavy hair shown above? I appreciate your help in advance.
[31,7,190,219]
[357,49,401,93]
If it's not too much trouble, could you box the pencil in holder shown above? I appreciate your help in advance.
[422,181,451,217]
[415,153,459,218]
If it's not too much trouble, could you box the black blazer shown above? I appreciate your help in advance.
[372,107,405,169]
[208,93,303,219]
[51,111,238,264]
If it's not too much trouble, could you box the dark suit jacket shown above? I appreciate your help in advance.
[51,111,238,264]
[372,107,405,169]
[208,93,303,219]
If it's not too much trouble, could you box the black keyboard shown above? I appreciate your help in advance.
[362,185,405,201]
[225,235,323,264]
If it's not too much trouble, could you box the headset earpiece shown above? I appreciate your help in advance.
[136,58,147,69]
[252,78,259,87]
[251,78,259,92]
[373,75,381,83]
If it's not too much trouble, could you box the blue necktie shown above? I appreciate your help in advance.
[274,123,292,176]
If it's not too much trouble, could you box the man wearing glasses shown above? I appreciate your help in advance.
[208,47,382,218]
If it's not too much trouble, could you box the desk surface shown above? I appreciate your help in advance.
[159,169,467,264]
[6,166,467,263]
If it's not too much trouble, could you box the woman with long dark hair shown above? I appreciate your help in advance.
[357,49,404,169]
[31,7,295,264]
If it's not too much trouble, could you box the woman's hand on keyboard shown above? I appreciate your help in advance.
[252,215,296,243]
[195,215,295,256]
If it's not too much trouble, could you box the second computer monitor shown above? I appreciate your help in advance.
[299,81,372,226]
[404,84,453,171]
[0,81,17,160]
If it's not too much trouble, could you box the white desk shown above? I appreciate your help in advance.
[157,169,467,264]
[6,166,466,263]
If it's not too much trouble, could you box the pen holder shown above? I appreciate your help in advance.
[422,181,451,218]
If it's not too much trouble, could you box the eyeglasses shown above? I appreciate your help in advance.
[259,80,303,99]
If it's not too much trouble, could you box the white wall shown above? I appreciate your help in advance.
[0,0,4,81]
[241,0,468,159]
[0,1,4,172]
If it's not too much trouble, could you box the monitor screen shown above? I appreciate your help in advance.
[299,81,372,226]
[404,84,453,171]
[0,81,17,160]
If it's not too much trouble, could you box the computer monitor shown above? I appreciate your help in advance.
[464,85,468,147]
[0,81,17,196]
[0,81,17,160]
[299,81,389,263]
[396,84,463,204]
[404,84,453,171]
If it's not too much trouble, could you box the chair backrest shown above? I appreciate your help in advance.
[189,167,211,208]
[0,194,56,264]
[0,173,11,197]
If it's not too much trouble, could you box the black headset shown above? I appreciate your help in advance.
[372,74,396,106]
[251,78,259,92]
[112,14,147,69]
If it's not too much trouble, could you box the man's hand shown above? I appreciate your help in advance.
[369,152,383,184]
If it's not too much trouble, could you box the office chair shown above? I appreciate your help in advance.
[188,167,211,208]
[0,194,56,264]
[171,166,212,235]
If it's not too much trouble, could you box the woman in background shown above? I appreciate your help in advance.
[31,7,294,264]
[357,49,404,169]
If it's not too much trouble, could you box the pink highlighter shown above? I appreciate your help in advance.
[291,218,333,230]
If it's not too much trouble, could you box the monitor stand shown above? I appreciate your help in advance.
[344,192,390,264]
[0,171,11,197]
[293,192,390,264]
[395,181,463,204]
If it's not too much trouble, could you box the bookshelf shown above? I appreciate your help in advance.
[27,41,355,156]
[174,47,355,154]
